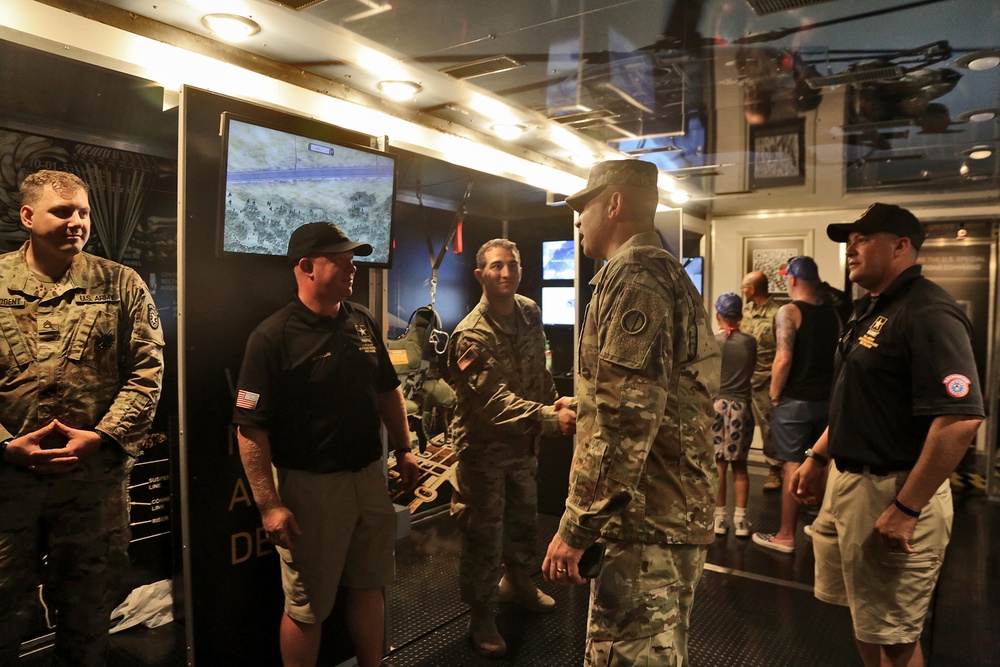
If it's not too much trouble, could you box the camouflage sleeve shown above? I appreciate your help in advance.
[450,330,560,437]
[96,269,165,457]
[558,279,670,547]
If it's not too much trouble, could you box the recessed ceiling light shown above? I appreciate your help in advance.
[490,123,526,140]
[963,145,993,160]
[200,13,260,41]
[377,80,422,101]
[957,109,998,123]
[670,189,689,204]
[955,50,1000,71]
[569,153,597,167]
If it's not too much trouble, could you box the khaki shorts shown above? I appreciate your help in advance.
[273,460,396,624]
[811,462,952,645]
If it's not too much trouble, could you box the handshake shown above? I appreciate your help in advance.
[554,396,577,435]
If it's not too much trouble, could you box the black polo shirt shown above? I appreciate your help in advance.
[828,265,984,470]
[233,297,400,473]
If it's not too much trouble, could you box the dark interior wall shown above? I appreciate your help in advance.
[386,199,468,336]
[180,87,377,664]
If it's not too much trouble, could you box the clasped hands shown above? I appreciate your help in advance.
[3,419,102,474]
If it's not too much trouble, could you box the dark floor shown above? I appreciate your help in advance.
[381,465,999,667]
[19,464,1000,665]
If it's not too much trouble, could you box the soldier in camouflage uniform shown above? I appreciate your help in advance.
[449,238,576,658]
[740,271,784,491]
[543,160,720,667]
[0,171,164,666]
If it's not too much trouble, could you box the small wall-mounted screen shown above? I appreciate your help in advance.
[683,256,704,294]
[542,286,576,326]
[220,114,397,267]
[542,239,576,280]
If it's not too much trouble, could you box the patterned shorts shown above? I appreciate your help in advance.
[712,398,755,461]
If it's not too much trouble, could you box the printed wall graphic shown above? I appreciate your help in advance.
[741,233,811,298]
[749,118,806,189]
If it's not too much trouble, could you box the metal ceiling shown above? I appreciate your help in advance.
[29,0,1000,217]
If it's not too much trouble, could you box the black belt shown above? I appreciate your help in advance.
[835,459,902,476]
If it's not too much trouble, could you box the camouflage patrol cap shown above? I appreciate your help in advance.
[565,159,659,212]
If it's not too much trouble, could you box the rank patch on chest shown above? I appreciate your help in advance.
[943,373,971,398]
[619,309,648,335]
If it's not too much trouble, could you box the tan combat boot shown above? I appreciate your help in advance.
[468,609,507,658]
[497,568,556,613]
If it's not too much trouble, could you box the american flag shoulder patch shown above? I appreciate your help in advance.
[236,390,260,410]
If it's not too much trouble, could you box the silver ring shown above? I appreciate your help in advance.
[556,567,567,573]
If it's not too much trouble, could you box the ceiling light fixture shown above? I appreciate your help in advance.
[200,14,261,41]
[490,123,526,141]
[964,145,993,160]
[955,50,1000,71]
[377,80,422,101]
[569,153,597,168]
[670,189,690,205]
[957,109,998,123]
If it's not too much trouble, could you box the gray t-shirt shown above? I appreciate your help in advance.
[715,330,756,401]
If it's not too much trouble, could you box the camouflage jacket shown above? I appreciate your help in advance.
[740,296,780,390]
[448,294,559,462]
[0,244,164,483]
[557,232,720,547]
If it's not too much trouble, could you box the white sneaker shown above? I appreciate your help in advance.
[714,515,728,536]
[734,517,751,537]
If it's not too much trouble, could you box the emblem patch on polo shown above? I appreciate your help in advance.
[943,374,971,398]
[355,324,377,353]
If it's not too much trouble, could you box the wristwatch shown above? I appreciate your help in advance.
[804,448,828,466]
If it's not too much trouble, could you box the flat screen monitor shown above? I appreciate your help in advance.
[542,239,575,280]
[683,256,704,294]
[542,286,576,326]
[219,113,397,267]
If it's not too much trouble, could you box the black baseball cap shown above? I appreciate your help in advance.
[564,159,659,212]
[827,203,925,249]
[287,222,373,264]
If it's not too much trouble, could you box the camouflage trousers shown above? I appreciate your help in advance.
[0,475,130,667]
[750,385,780,467]
[585,540,708,667]
[450,451,539,608]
